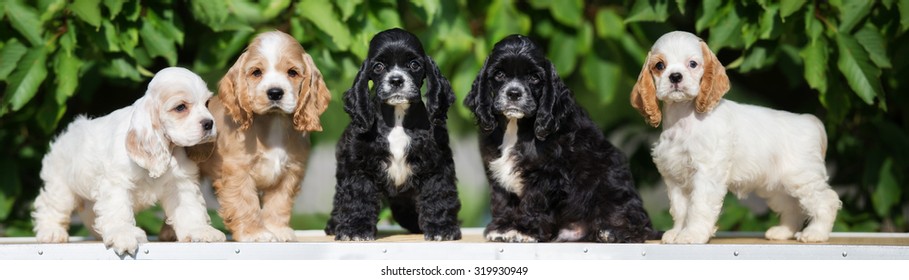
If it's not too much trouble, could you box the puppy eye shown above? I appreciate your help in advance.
[409,60,422,71]
[288,69,298,77]
[251,69,262,77]
[373,63,385,74]
[494,71,506,81]
[529,75,540,85]
[205,99,210,107]
[655,62,665,71]
[174,104,187,112]
[689,61,698,68]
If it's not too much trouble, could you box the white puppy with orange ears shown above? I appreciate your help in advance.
[631,31,841,244]
[32,67,226,256]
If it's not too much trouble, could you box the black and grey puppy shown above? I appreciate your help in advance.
[465,35,655,243]
[325,28,461,241]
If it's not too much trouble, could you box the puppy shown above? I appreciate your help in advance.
[324,28,461,241]
[179,31,331,242]
[631,31,841,243]
[32,67,226,256]
[464,35,654,243]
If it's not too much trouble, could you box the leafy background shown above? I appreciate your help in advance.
[0,0,906,237]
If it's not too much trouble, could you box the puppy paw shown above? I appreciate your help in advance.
[36,227,69,243]
[335,233,375,241]
[485,230,538,243]
[666,229,710,244]
[661,229,680,243]
[765,226,796,241]
[268,226,297,242]
[180,226,227,242]
[424,226,461,241]
[596,230,617,243]
[103,226,148,256]
[796,228,830,243]
[233,230,278,242]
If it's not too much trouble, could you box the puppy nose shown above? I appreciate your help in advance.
[669,72,683,84]
[202,119,214,131]
[267,88,284,101]
[506,88,521,101]
[389,76,404,87]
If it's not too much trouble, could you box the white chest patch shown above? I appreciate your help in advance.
[490,119,524,196]
[258,120,289,185]
[386,104,412,187]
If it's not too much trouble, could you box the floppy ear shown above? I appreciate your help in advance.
[293,53,332,132]
[424,56,455,126]
[126,96,172,178]
[534,62,574,141]
[631,51,661,127]
[219,52,253,130]
[343,60,376,133]
[695,41,730,113]
[464,57,496,134]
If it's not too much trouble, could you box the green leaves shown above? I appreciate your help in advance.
[595,9,624,39]
[800,36,829,93]
[836,0,873,32]
[140,10,181,65]
[780,0,807,19]
[72,0,102,28]
[4,47,48,111]
[580,54,620,104]
[191,0,230,31]
[854,24,891,69]
[299,0,351,51]
[0,39,28,80]
[6,0,44,46]
[901,0,909,31]
[626,0,670,23]
[53,52,83,105]
[549,0,583,27]
[871,159,900,217]
[836,33,882,105]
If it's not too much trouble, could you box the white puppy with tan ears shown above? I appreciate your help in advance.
[630,31,841,244]
[32,67,226,256]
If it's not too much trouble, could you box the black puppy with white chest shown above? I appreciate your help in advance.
[325,28,461,241]
[465,35,654,243]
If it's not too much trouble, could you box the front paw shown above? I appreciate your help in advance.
[666,229,710,244]
[661,229,680,243]
[180,226,227,242]
[335,233,375,241]
[233,229,278,242]
[485,230,538,243]
[36,227,69,243]
[423,225,461,241]
[765,226,796,241]
[267,226,297,242]
[796,228,830,243]
[103,226,148,256]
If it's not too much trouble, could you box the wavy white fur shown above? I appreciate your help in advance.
[632,31,841,244]
[32,67,225,256]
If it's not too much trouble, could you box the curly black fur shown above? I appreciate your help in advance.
[325,28,461,241]
[464,35,655,243]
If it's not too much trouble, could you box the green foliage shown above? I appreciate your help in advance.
[0,0,906,236]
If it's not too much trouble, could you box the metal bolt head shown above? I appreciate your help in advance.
[641,251,647,256]
[583,248,589,253]
[37,250,43,256]
[499,248,504,253]
[842,252,848,257]
[382,249,387,253]
[235,249,241,254]
[733,251,740,256]
[143,249,150,255]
